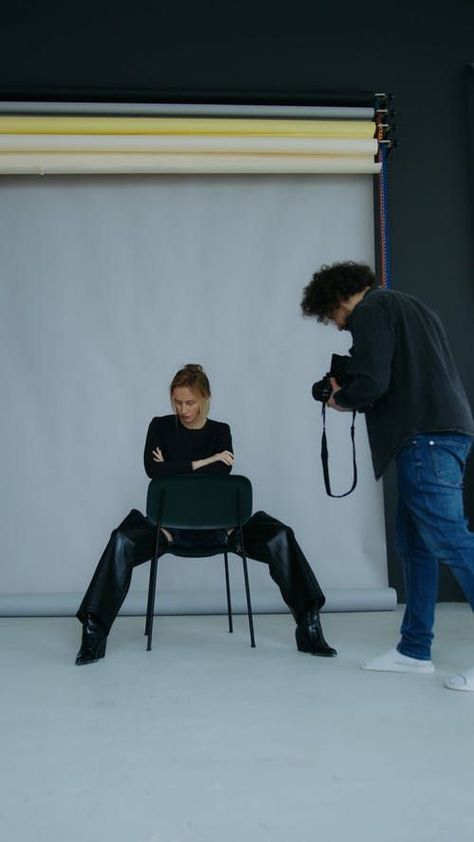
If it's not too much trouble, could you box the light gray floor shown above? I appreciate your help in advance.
[1,605,473,842]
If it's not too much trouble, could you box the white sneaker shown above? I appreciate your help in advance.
[444,666,474,692]
[361,648,435,674]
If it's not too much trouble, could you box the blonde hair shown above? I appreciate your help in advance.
[169,364,211,421]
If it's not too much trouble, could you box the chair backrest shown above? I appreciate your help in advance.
[146,474,253,530]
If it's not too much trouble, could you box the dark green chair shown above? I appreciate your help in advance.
[145,474,255,651]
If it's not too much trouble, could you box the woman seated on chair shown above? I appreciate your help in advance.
[76,363,336,665]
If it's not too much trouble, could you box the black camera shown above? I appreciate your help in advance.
[312,354,351,403]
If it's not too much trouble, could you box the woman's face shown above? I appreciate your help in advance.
[172,386,204,429]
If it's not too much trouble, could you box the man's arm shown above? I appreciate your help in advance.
[331,300,395,411]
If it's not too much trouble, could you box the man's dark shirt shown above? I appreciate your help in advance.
[334,287,474,478]
[144,415,233,479]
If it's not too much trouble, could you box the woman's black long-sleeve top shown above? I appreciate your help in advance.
[144,415,233,479]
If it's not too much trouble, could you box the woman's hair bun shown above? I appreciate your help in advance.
[184,363,203,372]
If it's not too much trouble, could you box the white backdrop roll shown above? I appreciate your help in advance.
[0,174,391,614]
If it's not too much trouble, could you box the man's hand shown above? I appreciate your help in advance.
[152,447,164,462]
[326,377,352,412]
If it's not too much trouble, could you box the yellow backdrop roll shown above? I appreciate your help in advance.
[0,115,375,139]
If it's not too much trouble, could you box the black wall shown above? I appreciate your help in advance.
[2,0,473,600]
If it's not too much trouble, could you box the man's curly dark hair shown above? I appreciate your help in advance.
[301,261,378,321]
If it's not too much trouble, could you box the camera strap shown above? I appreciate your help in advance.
[321,404,358,498]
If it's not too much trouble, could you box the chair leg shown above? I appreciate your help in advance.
[144,561,154,638]
[145,555,160,651]
[240,529,255,648]
[146,529,162,651]
[224,552,233,633]
[145,565,153,636]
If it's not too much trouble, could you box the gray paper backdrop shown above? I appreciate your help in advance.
[0,174,392,613]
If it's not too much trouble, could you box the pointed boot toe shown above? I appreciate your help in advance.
[75,615,107,665]
[295,610,337,657]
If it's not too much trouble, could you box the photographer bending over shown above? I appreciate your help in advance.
[301,262,474,691]
[76,364,336,665]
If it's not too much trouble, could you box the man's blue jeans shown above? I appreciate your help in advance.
[395,433,474,660]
